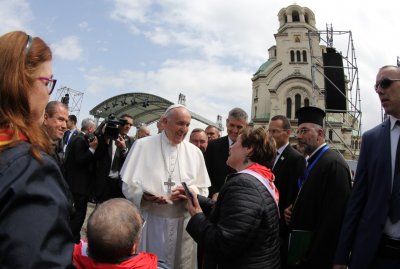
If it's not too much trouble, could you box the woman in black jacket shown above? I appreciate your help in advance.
[185,127,280,269]
[0,31,74,268]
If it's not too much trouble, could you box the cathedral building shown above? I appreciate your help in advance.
[251,4,360,159]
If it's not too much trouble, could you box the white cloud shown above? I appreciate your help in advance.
[51,36,83,61]
[78,21,93,32]
[83,59,251,123]
[0,0,33,34]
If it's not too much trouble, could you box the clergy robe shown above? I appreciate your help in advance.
[121,132,211,269]
[290,146,352,268]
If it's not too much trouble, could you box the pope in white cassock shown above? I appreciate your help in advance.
[121,104,211,269]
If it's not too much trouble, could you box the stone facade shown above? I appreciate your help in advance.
[251,4,360,159]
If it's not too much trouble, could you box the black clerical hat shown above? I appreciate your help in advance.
[296,106,325,127]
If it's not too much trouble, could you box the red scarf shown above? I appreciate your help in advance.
[246,163,279,204]
[0,128,28,146]
[73,241,158,269]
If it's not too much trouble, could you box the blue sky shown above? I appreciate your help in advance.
[1,0,398,135]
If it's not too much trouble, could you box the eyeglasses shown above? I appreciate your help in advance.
[38,76,57,95]
[296,128,311,135]
[374,78,400,92]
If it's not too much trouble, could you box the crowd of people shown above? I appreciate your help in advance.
[1,30,400,269]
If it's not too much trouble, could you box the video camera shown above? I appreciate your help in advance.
[103,114,128,140]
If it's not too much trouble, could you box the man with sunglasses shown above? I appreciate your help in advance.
[334,65,400,269]
[284,106,352,269]
[94,114,135,203]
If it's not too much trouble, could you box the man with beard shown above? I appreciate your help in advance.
[284,106,351,269]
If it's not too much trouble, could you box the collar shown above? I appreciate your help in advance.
[228,136,234,146]
[276,142,289,155]
[308,142,327,159]
[389,115,400,130]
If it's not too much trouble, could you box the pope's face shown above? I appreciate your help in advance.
[164,108,191,144]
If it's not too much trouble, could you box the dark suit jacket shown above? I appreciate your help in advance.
[204,136,235,197]
[64,133,96,195]
[334,119,393,268]
[272,144,306,229]
[93,134,134,201]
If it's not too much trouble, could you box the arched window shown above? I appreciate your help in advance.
[329,129,333,141]
[302,50,307,62]
[254,106,257,119]
[295,94,301,113]
[292,11,300,22]
[305,14,309,23]
[296,50,301,62]
[304,98,309,106]
[287,98,292,118]
[290,50,295,62]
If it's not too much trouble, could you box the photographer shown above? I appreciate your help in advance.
[94,113,134,203]
[64,118,98,243]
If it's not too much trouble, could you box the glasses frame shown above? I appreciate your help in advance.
[38,76,57,95]
[296,128,311,135]
[374,78,400,92]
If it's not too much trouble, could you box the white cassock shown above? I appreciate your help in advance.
[120,132,211,269]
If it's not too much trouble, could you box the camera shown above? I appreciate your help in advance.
[86,133,96,143]
[104,114,128,140]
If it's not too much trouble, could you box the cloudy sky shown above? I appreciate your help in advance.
[0,0,398,134]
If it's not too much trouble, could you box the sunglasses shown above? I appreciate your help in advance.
[374,78,400,92]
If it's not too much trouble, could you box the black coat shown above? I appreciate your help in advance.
[0,142,74,268]
[290,147,351,269]
[93,134,134,202]
[204,136,235,197]
[187,172,280,269]
[64,132,96,195]
[272,145,306,229]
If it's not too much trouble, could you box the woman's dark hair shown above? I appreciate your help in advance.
[240,127,276,168]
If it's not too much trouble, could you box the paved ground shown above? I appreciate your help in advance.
[79,202,96,240]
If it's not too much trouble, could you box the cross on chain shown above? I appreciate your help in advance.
[164,175,176,194]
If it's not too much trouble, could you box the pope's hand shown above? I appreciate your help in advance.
[142,192,168,204]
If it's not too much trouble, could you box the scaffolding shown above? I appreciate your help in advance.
[308,25,362,159]
[55,86,84,116]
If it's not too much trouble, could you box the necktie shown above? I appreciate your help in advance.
[63,130,71,145]
[389,120,400,223]
[272,152,280,169]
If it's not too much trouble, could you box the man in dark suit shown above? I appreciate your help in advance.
[64,118,98,243]
[284,106,351,269]
[333,65,400,269]
[93,114,134,203]
[269,115,306,268]
[204,107,248,200]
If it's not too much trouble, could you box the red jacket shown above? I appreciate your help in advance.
[73,241,158,269]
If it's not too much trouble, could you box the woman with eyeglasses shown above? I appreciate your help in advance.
[0,31,74,268]
[183,127,280,269]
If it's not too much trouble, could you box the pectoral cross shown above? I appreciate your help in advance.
[164,175,176,194]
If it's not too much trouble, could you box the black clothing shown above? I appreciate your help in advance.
[0,142,74,268]
[290,147,351,269]
[187,172,280,269]
[272,144,306,268]
[204,136,235,197]
[64,132,96,243]
[93,134,134,202]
